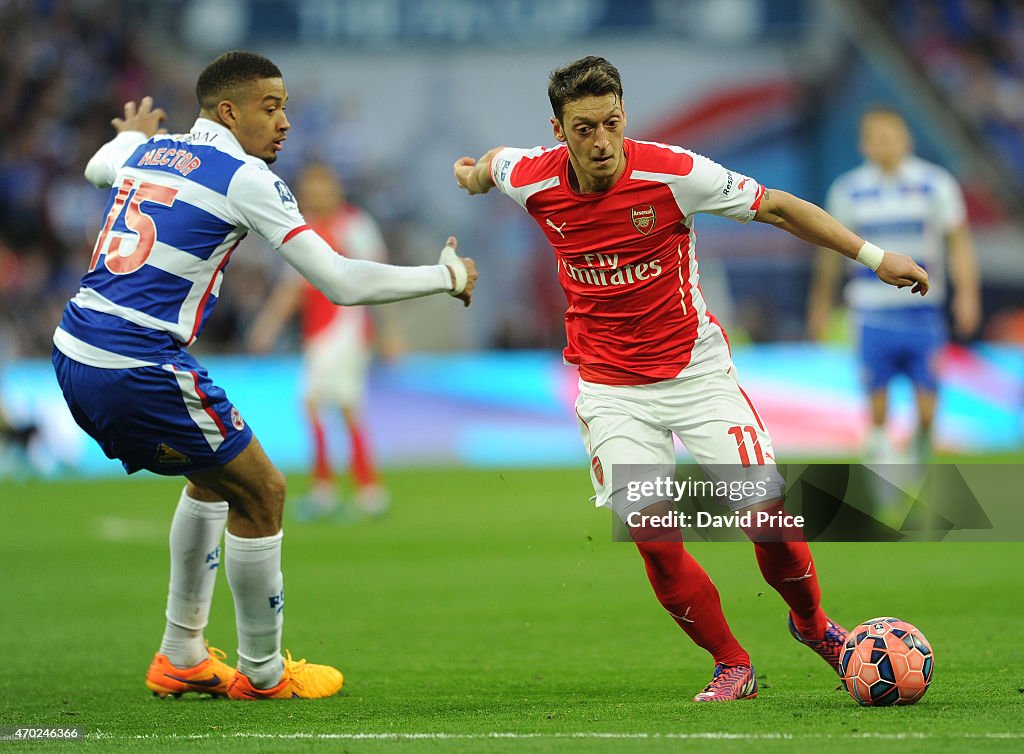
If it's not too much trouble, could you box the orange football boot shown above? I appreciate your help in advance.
[227,650,343,700]
[145,646,234,697]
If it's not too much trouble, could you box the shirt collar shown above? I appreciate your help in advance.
[188,118,248,160]
[867,156,912,182]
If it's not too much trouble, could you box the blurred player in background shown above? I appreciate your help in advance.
[248,162,396,521]
[51,51,476,701]
[807,106,981,465]
[0,403,38,456]
[454,56,929,702]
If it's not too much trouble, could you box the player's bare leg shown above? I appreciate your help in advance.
[865,389,893,465]
[185,436,343,699]
[296,396,341,521]
[863,386,918,525]
[187,435,285,536]
[911,388,937,465]
[629,500,756,702]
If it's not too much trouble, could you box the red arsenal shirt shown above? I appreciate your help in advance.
[298,206,387,344]
[490,138,765,385]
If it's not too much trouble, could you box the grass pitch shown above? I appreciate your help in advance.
[1,468,1022,752]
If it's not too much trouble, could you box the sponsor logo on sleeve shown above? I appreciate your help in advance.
[497,159,511,182]
[722,170,735,196]
[630,205,656,235]
[274,180,297,208]
[737,177,750,191]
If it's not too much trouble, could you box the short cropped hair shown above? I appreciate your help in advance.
[547,56,623,122]
[196,51,282,110]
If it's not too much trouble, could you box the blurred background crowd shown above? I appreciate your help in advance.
[2,0,1023,364]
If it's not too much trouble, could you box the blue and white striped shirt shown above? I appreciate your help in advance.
[54,119,308,367]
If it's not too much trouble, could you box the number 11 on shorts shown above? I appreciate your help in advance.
[728,425,765,466]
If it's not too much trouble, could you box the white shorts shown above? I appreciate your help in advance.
[574,364,785,520]
[303,317,372,407]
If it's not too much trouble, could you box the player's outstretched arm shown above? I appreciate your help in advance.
[806,250,844,341]
[246,276,304,354]
[453,147,504,195]
[278,231,478,307]
[946,222,982,337]
[84,96,168,189]
[754,188,929,296]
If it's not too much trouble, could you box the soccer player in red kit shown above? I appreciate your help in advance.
[249,162,395,520]
[454,56,929,702]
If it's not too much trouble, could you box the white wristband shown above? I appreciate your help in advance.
[855,241,885,272]
[439,244,468,295]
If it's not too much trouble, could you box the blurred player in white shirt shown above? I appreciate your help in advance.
[808,106,981,464]
[249,162,395,520]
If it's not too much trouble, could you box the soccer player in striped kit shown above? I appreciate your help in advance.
[52,51,477,700]
[454,56,928,702]
[807,106,981,466]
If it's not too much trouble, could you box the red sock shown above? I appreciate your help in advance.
[631,524,749,667]
[310,415,331,483]
[741,502,826,639]
[345,417,377,487]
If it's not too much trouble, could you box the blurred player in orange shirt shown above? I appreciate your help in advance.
[249,162,397,520]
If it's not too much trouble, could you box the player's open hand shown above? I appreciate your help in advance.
[876,252,929,296]
[112,96,167,137]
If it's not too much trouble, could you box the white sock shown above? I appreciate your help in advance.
[224,530,285,689]
[864,426,893,465]
[910,428,932,465]
[159,488,229,668]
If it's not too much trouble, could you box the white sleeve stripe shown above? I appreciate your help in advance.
[631,170,692,218]
[506,176,560,209]
[85,131,149,188]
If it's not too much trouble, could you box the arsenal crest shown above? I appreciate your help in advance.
[591,455,605,486]
[631,205,656,235]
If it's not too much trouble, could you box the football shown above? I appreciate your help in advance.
[840,616,934,706]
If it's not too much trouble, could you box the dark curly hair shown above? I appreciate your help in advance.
[547,56,623,122]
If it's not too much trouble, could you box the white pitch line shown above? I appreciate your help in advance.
[90,731,1024,742]
[95,516,164,542]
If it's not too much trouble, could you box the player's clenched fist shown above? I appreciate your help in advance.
[453,149,502,195]
[457,257,478,307]
[439,236,478,307]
